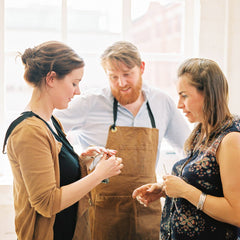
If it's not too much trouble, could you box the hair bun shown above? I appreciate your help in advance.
[21,48,35,65]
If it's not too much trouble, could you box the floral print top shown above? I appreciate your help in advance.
[160,118,240,240]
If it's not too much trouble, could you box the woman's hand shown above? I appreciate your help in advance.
[94,154,123,181]
[132,183,165,207]
[80,146,117,169]
[162,175,190,198]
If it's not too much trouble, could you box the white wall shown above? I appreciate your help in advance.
[0,185,16,240]
[225,0,240,115]
[0,0,5,127]
[185,0,240,115]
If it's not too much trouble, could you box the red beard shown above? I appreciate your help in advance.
[111,76,142,105]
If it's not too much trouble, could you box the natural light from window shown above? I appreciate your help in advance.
[0,0,185,184]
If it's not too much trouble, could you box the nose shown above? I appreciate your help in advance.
[118,76,127,87]
[74,85,81,95]
[177,98,184,109]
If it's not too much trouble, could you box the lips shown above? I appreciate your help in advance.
[183,111,190,117]
[119,87,131,92]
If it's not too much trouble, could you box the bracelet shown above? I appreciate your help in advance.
[197,192,207,210]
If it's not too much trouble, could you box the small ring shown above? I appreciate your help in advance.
[111,127,117,133]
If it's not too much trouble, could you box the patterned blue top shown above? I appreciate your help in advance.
[160,118,240,240]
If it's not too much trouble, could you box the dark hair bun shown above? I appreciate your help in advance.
[21,48,35,65]
[20,41,85,87]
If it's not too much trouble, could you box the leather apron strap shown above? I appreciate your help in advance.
[110,98,156,130]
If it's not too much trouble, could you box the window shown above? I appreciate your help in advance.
[0,0,185,183]
[130,0,184,99]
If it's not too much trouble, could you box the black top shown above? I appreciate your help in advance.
[49,116,81,240]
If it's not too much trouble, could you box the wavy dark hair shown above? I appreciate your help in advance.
[178,58,233,153]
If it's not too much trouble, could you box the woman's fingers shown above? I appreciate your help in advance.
[132,185,149,198]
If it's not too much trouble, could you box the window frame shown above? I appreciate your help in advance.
[0,0,190,183]
[0,0,192,125]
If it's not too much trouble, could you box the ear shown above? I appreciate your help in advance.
[140,61,145,75]
[46,71,57,87]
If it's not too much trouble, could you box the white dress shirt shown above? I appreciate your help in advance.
[54,83,190,167]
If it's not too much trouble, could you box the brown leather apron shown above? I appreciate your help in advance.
[89,99,161,240]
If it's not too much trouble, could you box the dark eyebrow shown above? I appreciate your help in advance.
[178,91,186,95]
[108,73,116,77]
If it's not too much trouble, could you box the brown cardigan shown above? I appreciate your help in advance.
[7,116,91,240]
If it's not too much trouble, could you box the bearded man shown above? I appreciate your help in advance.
[55,41,190,240]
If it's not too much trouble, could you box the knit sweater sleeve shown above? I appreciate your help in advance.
[7,119,62,217]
